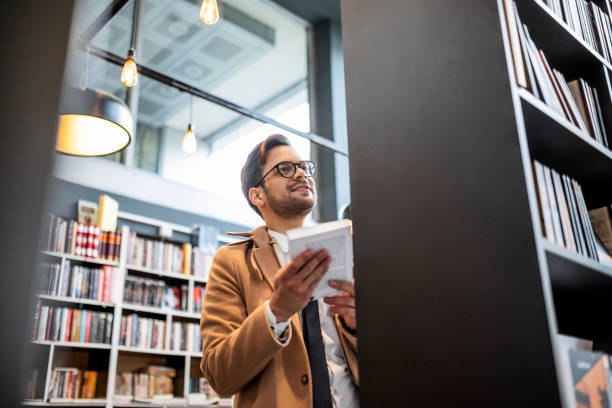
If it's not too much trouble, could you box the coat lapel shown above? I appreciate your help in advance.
[252,246,279,290]
[228,227,304,340]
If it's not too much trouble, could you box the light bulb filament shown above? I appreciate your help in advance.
[121,55,138,87]
[200,0,219,25]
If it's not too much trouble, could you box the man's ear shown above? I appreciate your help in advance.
[248,186,265,211]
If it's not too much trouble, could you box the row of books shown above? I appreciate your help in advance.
[37,263,62,296]
[32,302,113,344]
[169,322,202,352]
[187,377,219,405]
[45,214,70,254]
[193,285,205,314]
[67,264,119,303]
[543,0,612,65]
[114,366,175,401]
[37,263,120,303]
[126,233,187,274]
[505,0,609,148]
[47,368,102,401]
[557,334,612,407]
[123,276,188,311]
[533,160,600,260]
[126,232,215,280]
[192,249,213,280]
[119,314,166,350]
[45,214,122,261]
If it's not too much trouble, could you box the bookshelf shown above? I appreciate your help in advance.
[26,211,237,408]
[341,0,612,406]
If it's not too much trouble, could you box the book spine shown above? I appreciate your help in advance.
[85,311,91,343]
[59,307,67,342]
[52,307,61,341]
[80,310,87,342]
[65,309,73,342]
[31,300,41,340]
[114,231,121,263]
[44,306,53,341]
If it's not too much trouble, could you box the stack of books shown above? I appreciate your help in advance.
[187,377,219,405]
[47,368,101,401]
[192,248,214,281]
[170,322,201,352]
[32,302,113,344]
[45,214,69,254]
[115,366,178,402]
[557,334,612,407]
[543,0,612,64]
[193,285,205,313]
[37,263,62,296]
[119,313,166,350]
[122,276,188,311]
[64,265,118,302]
[126,233,186,274]
[45,214,121,261]
[533,160,600,260]
[504,0,609,148]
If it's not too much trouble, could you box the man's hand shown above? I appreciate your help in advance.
[269,249,331,322]
[323,280,356,331]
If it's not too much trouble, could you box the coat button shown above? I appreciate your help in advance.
[301,374,309,385]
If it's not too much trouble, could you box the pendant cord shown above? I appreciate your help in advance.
[189,94,194,126]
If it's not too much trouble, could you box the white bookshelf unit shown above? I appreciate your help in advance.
[26,211,237,408]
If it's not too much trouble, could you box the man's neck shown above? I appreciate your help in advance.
[264,213,305,235]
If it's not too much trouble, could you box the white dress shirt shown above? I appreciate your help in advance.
[264,229,359,408]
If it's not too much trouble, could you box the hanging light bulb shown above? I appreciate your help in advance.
[182,95,197,154]
[121,48,138,87]
[200,0,219,25]
[182,124,197,154]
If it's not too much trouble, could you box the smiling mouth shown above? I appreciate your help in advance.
[291,184,311,192]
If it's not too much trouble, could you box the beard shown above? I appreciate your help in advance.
[262,183,316,219]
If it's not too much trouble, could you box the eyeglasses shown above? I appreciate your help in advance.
[256,160,316,187]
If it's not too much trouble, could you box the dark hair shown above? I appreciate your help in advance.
[241,134,291,216]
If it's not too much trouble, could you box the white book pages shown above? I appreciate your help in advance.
[287,220,353,299]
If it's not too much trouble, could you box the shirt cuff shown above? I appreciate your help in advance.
[265,300,291,345]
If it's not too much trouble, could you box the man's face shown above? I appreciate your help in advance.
[259,145,316,219]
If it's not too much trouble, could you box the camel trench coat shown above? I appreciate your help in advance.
[200,226,359,408]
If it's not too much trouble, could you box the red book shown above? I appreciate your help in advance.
[102,266,110,303]
[92,226,101,258]
[66,372,74,399]
[85,311,91,342]
[74,223,82,257]
[86,224,94,258]
[65,309,73,342]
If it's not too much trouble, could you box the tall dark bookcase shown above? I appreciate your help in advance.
[341,0,612,406]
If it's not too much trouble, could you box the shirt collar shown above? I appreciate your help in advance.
[267,229,289,254]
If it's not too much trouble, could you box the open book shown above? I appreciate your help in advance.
[287,219,353,299]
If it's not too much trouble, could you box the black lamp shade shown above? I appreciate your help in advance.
[56,87,133,156]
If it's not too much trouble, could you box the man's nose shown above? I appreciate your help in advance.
[293,165,307,179]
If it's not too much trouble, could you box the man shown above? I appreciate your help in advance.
[200,134,358,407]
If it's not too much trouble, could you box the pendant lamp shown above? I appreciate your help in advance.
[56,87,133,156]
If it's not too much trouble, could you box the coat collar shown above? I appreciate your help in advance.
[228,226,278,289]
